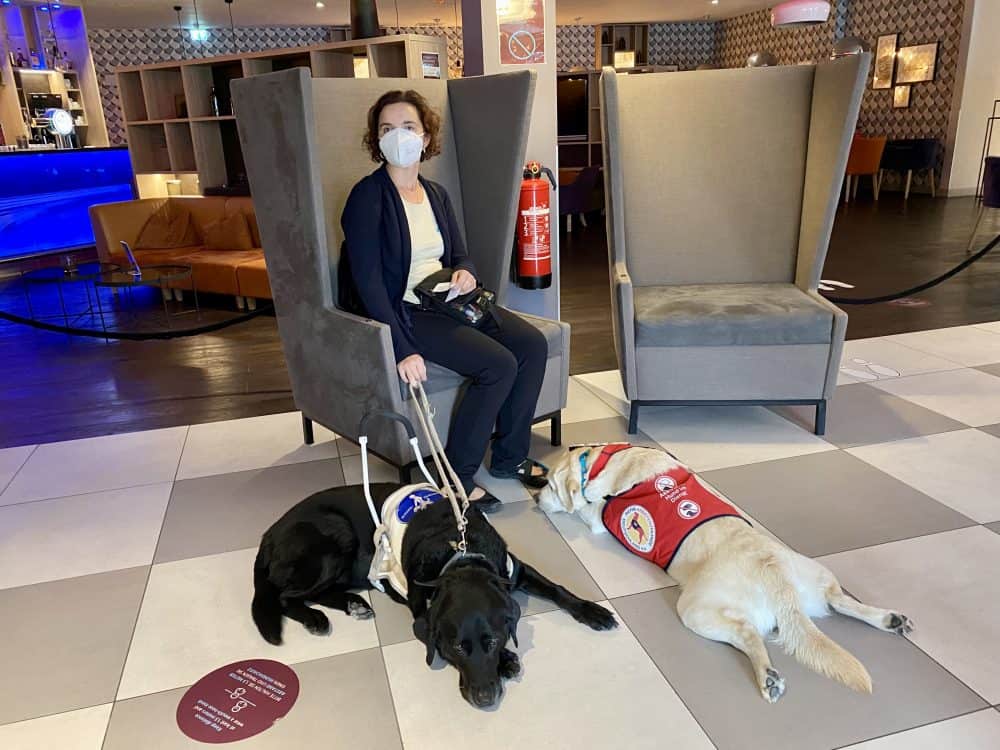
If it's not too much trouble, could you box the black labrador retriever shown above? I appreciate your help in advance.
[252,483,617,707]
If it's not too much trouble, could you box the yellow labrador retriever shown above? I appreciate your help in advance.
[538,444,913,702]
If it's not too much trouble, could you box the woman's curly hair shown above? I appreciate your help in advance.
[363,89,442,163]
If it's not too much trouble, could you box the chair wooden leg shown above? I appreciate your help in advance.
[301,414,314,445]
[174,288,184,302]
[550,412,562,447]
[161,287,171,302]
[852,175,860,200]
[627,402,640,435]
[247,297,257,311]
[579,212,588,228]
[236,295,245,310]
[904,170,913,200]
[843,175,850,203]
[565,214,572,233]
[929,170,936,198]
[872,173,880,201]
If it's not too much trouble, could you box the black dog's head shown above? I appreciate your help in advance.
[413,561,521,709]
[268,522,353,599]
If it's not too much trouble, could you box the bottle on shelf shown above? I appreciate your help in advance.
[29,47,39,68]
[62,51,72,71]
[209,85,220,117]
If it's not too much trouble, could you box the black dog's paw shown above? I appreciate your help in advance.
[259,626,283,646]
[572,601,618,631]
[303,609,331,635]
[347,597,375,620]
[499,648,521,679]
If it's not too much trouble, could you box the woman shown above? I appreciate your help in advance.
[341,89,549,504]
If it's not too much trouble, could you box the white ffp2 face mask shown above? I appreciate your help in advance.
[379,128,424,168]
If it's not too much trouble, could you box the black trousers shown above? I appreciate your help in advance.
[408,305,548,492]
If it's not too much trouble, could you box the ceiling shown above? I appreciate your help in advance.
[74,0,775,30]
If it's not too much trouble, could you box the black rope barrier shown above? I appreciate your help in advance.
[823,233,1000,305]
[0,303,275,340]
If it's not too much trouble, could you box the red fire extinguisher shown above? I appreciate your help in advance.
[516,161,556,289]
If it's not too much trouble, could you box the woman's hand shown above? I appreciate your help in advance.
[397,354,427,384]
[451,268,477,295]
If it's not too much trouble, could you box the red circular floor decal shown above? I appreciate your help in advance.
[176,659,299,743]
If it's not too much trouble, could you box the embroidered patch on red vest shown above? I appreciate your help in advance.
[600,459,747,570]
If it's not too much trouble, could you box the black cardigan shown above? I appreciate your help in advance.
[341,164,476,363]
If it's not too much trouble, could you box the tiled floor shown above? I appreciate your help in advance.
[2,323,1000,748]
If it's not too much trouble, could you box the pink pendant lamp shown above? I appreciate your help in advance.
[771,0,831,27]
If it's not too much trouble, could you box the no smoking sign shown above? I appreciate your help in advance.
[498,0,545,65]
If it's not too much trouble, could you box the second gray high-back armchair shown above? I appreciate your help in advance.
[231,68,569,480]
[601,54,869,435]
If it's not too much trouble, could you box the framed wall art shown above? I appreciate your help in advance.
[893,85,911,109]
[896,42,938,84]
[873,33,897,90]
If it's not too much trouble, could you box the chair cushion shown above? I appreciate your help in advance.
[399,310,565,400]
[634,283,833,347]
[171,250,263,295]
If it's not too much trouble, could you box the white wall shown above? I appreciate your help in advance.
[945,0,1000,196]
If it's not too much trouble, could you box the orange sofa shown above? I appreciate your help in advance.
[89,196,272,308]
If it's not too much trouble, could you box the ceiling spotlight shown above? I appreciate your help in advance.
[771,0,830,28]
[38,4,50,11]
[0,0,14,6]
[52,2,62,8]
[316,1,325,7]
[711,0,719,4]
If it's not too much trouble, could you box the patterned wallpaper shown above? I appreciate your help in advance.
[715,0,967,189]
[90,26,334,144]
[556,23,718,72]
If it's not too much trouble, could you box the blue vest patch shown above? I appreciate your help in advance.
[396,487,444,523]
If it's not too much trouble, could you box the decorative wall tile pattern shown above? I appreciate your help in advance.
[647,22,719,70]
[716,8,833,69]
[557,24,596,71]
[394,25,463,77]
[90,26,334,144]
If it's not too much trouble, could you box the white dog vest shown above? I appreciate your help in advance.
[368,484,445,598]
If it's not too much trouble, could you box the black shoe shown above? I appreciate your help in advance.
[470,490,502,514]
[488,458,549,489]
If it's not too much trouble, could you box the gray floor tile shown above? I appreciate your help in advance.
[980,423,1000,439]
[369,500,604,647]
[701,451,975,557]
[528,416,659,468]
[987,522,1000,536]
[0,567,148,725]
[154,459,345,564]
[103,649,402,750]
[977,363,1000,378]
[613,587,986,750]
[772,383,965,448]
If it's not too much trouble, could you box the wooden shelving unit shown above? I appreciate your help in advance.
[557,71,604,169]
[594,24,649,69]
[116,34,448,197]
[0,4,108,147]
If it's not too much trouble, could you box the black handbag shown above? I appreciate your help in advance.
[414,268,499,329]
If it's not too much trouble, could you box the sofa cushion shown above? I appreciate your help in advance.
[634,283,833,347]
[225,198,261,247]
[202,212,255,250]
[134,203,199,250]
[398,310,565,400]
[170,250,263,296]
[235,257,271,299]
[132,246,203,267]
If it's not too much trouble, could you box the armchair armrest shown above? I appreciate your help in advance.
[611,261,638,399]
[514,310,571,408]
[804,289,848,399]
[88,199,165,263]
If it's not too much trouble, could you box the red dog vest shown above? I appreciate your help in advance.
[592,444,748,570]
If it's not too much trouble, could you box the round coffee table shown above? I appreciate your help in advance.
[21,261,121,324]
[93,264,200,330]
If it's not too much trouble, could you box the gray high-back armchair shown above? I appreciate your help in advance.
[232,68,569,480]
[600,54,869,435]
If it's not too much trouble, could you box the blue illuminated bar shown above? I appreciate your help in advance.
[0,146,135,262]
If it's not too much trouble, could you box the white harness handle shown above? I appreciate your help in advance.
[358,382,471,557]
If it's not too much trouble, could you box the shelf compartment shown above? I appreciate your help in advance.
[127,123,171,173]
[310,49,356,78]
[368,42,407,78]
[140,66,186,121]
[166,121,197,173]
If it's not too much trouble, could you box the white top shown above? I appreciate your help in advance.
[402,195,445,304]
